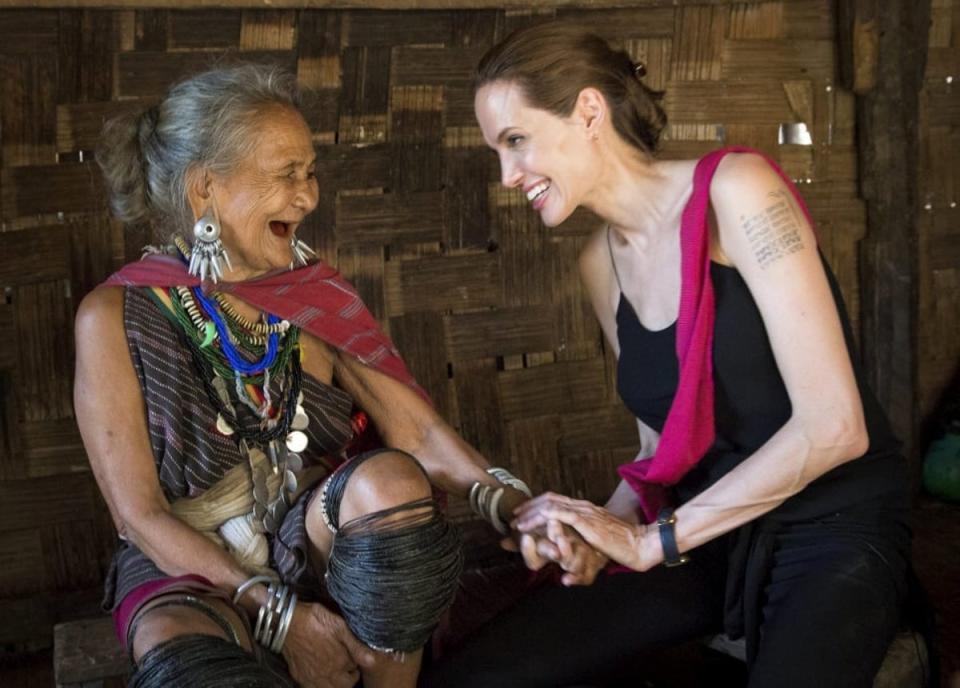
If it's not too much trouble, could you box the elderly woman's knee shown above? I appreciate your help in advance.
[129,595,251,663]
[337,449,432,523]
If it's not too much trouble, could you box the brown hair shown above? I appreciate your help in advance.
[476,23,667,155]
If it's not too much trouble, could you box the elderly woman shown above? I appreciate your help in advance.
[423,23,912,688]
[75,64,537,688]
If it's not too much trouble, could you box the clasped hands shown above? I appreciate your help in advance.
[506,492,651,582]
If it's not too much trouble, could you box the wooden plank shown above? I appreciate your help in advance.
[316,143,393,192]
[557,406,639,458]
[555,7,675,39]
[1,163,104,220]
[390,85,444,142]
[671,5,729,81]
[133,9,168,51]
[343,10,453,46]
[498,356,608,421]
[336,245,386,322]
[55,616,130,686]
[783,0,836,40]
[925,48,960,81]
[388,311,453,421]
[550,235,604,362]
[505,415,561,494]
[558,447,632,502]
[0,226,72,287]
[12,281,75,422]
[296,11,342,89]
[384,252,502,315]
[0,474,102,532]
[663,81,794,123]
[857,0,930,477]
[0,304,15,369]
[444,305,556,362]
[0,9,59,54]
[21,418,89,478]
[0,528,47,597]
[491,186,551,307]
[391,46,484,87]
[722,39,835,81]
[116,49,295,98]
[42,519,109,591]
[168,9,241,49]
[338,46,390,144]
[1,0,788,7]
[451,358,507,465]
[335,191,445,246]
[443,146,494,249]
[239,9,297,50]
[728,2,784,39]
[57,100,152,153]
[0,52,58,167]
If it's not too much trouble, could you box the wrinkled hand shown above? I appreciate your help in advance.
[281,602,376,688]
[513,492,649,572]
[500,513,609,586]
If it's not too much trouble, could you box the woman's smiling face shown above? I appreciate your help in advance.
[205,105,319,279]
[475,80,594,227]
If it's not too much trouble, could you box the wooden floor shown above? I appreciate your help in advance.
[2,499,958,688]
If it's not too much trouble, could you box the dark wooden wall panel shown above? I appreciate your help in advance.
[0,0,925,657]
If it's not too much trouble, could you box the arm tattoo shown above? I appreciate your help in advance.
[740,190,805,269]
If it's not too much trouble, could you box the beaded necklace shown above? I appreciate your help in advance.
[165,239,314,535]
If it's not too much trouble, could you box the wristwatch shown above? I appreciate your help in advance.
[656,508,690,567]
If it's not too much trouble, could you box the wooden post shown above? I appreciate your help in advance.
[839,0,931,489]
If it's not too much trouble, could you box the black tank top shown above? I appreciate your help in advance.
[611,231,906,510]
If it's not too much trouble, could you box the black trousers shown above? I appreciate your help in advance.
[422,507,909,688]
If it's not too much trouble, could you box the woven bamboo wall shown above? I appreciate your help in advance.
[0,1,872,652]
[919,0,960,424]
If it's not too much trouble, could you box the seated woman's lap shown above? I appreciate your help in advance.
[748,513,909,688]
[422,539,729,688]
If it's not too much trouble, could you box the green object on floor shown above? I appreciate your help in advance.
[923,430,960,502]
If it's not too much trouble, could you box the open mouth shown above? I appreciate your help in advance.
[526,181,551,209]
[269,220,292,238]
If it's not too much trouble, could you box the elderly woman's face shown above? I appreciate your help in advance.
[210,106,319,278]
[475,80,592,228]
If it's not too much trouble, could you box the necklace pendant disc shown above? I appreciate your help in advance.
[286,430,308,454]
[291,407,309,431]
[286,452,303,473]
[284,469,298,493]
[215,414,234,436]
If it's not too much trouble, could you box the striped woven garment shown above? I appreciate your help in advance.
[105,254,428,402]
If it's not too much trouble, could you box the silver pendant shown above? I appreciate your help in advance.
[291,406,309,431]
[286,430,308,454]
[297,391,304,405]
[286,452,303,473]
[216,414,234,436]
[252,468,269,507]
[284,469,298,493]
[263,511,277,534]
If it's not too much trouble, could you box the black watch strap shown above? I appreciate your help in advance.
[656,508,690,567]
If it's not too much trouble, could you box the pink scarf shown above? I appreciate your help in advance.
[617,147,816,523]
[105,254,428,402]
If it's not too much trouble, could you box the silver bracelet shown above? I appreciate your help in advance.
[486,467,532,497]
[232,575,275,605]
[271,591,298,652]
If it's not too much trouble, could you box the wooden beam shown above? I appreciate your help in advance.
[0,0,770,7]
[842,0,931,489]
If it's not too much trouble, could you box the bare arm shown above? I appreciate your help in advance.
[74,287,256,595]
[75,288,376,685]
[520,155,868,570]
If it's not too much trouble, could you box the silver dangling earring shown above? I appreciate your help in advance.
[289,234,316,268]
[188,209,232,283]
